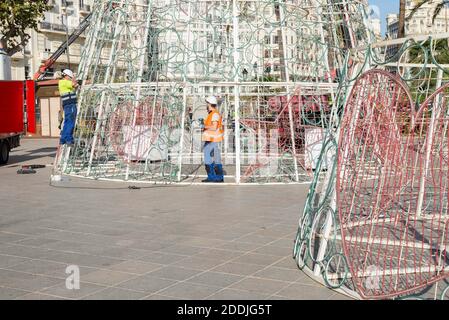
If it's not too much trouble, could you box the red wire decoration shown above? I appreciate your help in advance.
[109,97,166,162]
[337,69,449,299]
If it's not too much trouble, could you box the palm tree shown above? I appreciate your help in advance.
[398,0,406,38]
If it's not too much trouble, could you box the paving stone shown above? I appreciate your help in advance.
[268,295,294,300]
[272,257,299,270]
[252,266,305,282]
[230,277,291,296]
[1,275,62,292]
[0,245,53,259]
[207,288,270,300]
[17,293,65,300]
[43,251,124,268]
[194,249,245,262]
[187,271,243,287]
[40,282,107,300]
[0,232,30,243]
[211,262,266,276]
[252,245,291,257]
[181,237,228,248]
[138,252,188,265]
[81,269,137,286]
[327,292,353,300]
[0,287,30,299]
[116,275,176,293]
[107,260,163,275]
[0,255,30,268]
[146,266,202,281]
[219,241,261,252]
[82,287,148,300]
[5,259,69,279]
[268,238,295,249]
[158,282,221,300]
[142,294,183,300]
[175,257,223,270]
[237,235,279,245]
[275,283,336,300]
[232,253,283,266]
[163,244,207,256]
[15,237,61,248]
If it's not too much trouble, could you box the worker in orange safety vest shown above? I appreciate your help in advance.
[201,96,224,183]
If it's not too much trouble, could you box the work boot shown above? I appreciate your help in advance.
[213,164,224,182]
[202,164,216,182]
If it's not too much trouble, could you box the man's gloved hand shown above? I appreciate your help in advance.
[198,118,205,129]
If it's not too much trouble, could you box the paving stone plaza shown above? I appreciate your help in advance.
[0,139,345,300]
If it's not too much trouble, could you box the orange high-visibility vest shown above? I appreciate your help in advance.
[202,109,224,142]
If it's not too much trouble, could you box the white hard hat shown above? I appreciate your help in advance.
[53,71,63,79]
[205,96,218,105]
[62,69,74,79]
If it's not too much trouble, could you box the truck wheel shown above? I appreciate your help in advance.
[0,142,9,164]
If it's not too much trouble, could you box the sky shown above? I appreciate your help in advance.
[368,0,399,35]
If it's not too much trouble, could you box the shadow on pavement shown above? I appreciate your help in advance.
[2,146,57,167]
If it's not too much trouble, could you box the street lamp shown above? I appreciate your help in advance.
[242,68,248,81]
[253,61,258,81]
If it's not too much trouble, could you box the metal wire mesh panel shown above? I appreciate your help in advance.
[294,36,449,298]
[338,70,449,299]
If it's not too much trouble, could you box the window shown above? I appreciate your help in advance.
[25,65,30,80]
[44,39,52,53]
[44,12,52,22]
[207,33,213,43]
[61,14,67,26]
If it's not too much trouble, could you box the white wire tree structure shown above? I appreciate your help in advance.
[53,0,372,184]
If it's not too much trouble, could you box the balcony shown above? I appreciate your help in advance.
[40,21,71,34]
[40,51,81,65]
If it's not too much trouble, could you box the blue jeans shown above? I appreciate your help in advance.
[203,141,222,165]
[60,102,77,145]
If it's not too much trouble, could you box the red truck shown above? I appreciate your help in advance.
[0,80,35,164]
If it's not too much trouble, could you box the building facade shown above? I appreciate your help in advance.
[10,0,93,81]
[9,1,94,137]
[370,18,382,40]
[386,1,449,39]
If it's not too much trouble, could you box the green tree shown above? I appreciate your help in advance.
[0,0,51,56]
[408,39,449,103]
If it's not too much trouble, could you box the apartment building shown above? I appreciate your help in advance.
[10,0,93,81]
[370,18,382,41]
[386,1,449,39]
[8,1,93,137]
